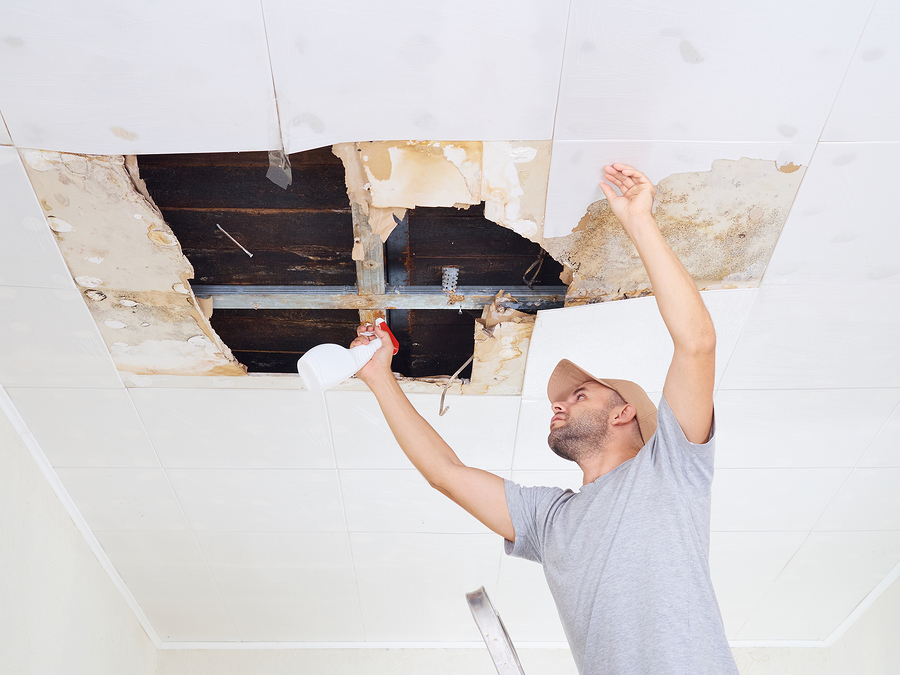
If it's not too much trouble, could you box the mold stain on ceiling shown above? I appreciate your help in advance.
[20,149,245,377]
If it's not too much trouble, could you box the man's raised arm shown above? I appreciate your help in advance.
[600,164,716,444]
[351,323,515,541]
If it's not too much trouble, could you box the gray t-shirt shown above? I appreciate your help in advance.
[504,395,738,675]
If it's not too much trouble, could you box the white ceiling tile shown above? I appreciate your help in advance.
[0,1,279,154]
[167,469,346,532]
[0,110,10,144]
[554,0,869,142]
[736,531,900,641]
[710,468,850,531]
[56,468,188,530]
[263,0,569,152]
[0,147,72,289]
[7,387,159,468]
[95,530,239,641]
[714,389,900,468]
[823,2,900,140]
[523,289,757,397]
[543,140,813,237]
[495,582,566,642]
[815,468,900,531]
[0,287,121,388]
[327,390,517,471]
[857,400,900,468]
[499,546,548,586]
[218,581,364,642]
[351,533,502,640]
[718,285,900,390]
[197,531,355,586]
[763,143,900,286]
[709,531,808,639]
[510,469,585,493]
[130,388,334,469]
[340,469,501,534]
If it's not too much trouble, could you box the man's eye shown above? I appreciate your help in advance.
[577,394,585,400]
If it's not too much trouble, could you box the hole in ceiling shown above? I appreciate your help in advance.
[137,147,562,379]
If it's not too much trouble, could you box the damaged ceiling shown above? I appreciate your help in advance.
[1,0,899,657]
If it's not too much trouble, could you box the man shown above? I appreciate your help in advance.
[350,164,739,674]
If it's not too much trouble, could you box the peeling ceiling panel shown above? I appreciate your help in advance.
[0,1,279,154]
[262,0,569,152]
[521,289,758,398]
[822,1,900,141]
[0,147,73,289]
[764,143,900,286]
[543,140,813,238]
[554,0,873,143]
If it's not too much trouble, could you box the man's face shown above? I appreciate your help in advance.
[548,381,615,462]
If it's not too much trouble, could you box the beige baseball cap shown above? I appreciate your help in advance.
[547,359,658,442]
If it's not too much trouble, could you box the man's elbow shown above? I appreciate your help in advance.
[680,324,716,356]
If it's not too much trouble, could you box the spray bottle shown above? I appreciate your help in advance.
[296,318,399,394]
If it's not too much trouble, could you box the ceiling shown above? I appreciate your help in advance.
[1,0,899,650]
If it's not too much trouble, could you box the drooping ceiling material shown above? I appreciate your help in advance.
[20,150,244,377]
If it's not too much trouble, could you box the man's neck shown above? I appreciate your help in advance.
[580,439,642,485]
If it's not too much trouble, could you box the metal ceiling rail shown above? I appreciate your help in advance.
[192,285,569,311]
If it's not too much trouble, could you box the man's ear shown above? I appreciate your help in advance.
[611,403,637,427]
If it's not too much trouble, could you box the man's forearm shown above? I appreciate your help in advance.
[363,369,465,487]
[626,214,715,352]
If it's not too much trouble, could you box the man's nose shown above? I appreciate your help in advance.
[551,401,566,413]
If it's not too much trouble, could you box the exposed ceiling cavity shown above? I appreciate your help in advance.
[19,144,803,392]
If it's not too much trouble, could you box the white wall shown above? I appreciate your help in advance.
[0,397,158,675]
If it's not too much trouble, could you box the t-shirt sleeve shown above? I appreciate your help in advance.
[649,394,717,494]
[503,479,568,564]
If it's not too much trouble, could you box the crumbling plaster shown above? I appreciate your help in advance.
[20,150,245,377]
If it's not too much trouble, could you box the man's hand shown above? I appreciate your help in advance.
[599,164,656,232]
[351,321,395,384]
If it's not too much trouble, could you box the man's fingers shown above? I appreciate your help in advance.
[599,181,619,202]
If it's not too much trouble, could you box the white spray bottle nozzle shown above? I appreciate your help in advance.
[296,319,394,394]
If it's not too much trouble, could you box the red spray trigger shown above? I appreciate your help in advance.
[375,318,400,355]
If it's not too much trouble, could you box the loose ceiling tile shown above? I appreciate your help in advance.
[20,150,245,377]
[763,143,900,286]
[815,468,900,531]
[218,580,364,642]
[0,110,10,144]
[0,147,73,289]
[512,395,660,472]
[718,285,900,390]
[327,390,517,471]
[130,388,333,469]
[708,531,808,639]
[340,469,503,534]
[95,530,239,641]
[263,0,569,152]
[823,2,900,140]
[522,289,757,398]
[0,1,278,154]
[351,533,502,643]
[710,468,850,531]
[857,400,900,468]
[736,531,900,641]
[554,0,871,142]
[7,388,160,468]
[55,468,189,531]
[0,287,121,388]
[714,389,900,469]
[543,143,810,274]
[167,469,346,532]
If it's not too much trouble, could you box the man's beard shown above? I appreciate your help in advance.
[548,405,613,463]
